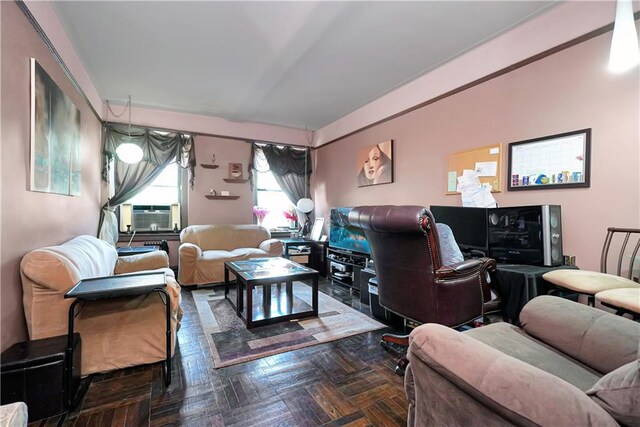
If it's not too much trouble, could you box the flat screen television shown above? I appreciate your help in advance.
[430,205,489,254]
[329,207,370,255]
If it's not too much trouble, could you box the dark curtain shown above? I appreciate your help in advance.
[98,123,196,242]
[250,143,313,227]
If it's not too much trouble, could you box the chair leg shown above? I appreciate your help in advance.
[380,333,409,347]
[380,333,410,376]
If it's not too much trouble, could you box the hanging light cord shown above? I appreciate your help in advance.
[106,96,131,119]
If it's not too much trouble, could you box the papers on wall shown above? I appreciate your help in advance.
[474,161,497,177]
[457,170,497,208]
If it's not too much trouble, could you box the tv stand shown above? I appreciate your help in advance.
[326,247,368,292]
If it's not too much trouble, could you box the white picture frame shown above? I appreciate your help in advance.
[310,218,324,241]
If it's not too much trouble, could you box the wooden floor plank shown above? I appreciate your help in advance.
[29,279,408,427]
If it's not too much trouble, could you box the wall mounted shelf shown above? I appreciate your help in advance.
[200,164,219,169]
[205,195,240,200]
[223,178,248,183]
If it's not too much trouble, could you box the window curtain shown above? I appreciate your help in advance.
[250,142,313,228]
[98,123,196,245]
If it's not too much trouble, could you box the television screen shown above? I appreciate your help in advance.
[430,205,488,252]
[329,207,370,254]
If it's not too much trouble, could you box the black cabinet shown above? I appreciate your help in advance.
[281,239,328,276]
[1,334,81,422]
[326,247,368,292]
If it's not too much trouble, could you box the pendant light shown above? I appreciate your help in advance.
[114,95,143,164]
[296,147,314,214]
[608,0,640,73]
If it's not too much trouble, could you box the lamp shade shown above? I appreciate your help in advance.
[609,0,640,73]
[116,142,143,164]
[296,198,314,213]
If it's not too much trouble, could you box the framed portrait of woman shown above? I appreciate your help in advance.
[356,140,393,187]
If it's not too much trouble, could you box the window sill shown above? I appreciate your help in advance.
[117,232,181,242]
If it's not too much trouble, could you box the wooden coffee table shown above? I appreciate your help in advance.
[224,257,319,329]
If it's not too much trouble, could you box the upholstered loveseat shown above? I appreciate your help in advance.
[20,235,182,376]
[405,296,640,426]
[178,224,282,286]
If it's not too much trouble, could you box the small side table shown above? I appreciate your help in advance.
[280,238,328,275]
[117,245,159,256]
[492,264,579,324]
[64,272,171,408]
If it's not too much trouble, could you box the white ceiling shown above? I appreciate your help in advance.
[53,1,557,130]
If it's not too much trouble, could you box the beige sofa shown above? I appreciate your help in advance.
[20,235,182,376]
[405,296,640,426]
[178,224,282,286]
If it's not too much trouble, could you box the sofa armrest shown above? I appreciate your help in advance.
[435,257,496,279]
[178,243,202,284]
[259,238,283,256]
[520,295,640,374]
[408,324,618,427]
[114,251,169,275]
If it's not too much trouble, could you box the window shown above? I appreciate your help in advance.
[255,169,295,230]
[119,162,182,232]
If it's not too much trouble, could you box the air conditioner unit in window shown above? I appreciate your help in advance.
[120,203,180,232]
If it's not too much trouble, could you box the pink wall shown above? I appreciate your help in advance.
[1,1,103,350]
[314,31,640,272]
[187,135,255,225]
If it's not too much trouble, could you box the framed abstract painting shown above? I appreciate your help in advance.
[30,58,81,196]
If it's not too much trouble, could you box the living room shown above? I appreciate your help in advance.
[1,1,639,426]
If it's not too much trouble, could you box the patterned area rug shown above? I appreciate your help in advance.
[192,282,385,368]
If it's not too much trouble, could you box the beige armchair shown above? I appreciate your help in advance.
[20,235,182,376]
[178,224,283,286]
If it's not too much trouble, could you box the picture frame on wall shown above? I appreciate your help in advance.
[30,58,81,196]
[507,129,591,191]
[229,162,243,179]
[356,139,393,187]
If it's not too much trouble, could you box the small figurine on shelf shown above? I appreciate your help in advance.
[209,188,217,196]
[211,154,217,166]
[173,223,179,233]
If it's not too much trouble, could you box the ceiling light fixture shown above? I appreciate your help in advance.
[609,0,640,73]
[112,95,143,164]
[296,146,314,214]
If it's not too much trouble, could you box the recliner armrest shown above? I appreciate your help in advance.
[114,251,169,275]
[259,238,283,256]
[408,324,617,426]
[435,257,495,279]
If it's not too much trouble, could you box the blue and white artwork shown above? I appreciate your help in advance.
[30,58,81,196]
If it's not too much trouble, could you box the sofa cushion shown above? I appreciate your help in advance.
[464,322,601,391]
[520,295,640,374]
[587,357,640,426]
[230,248,270,258]
[180,224,270,251]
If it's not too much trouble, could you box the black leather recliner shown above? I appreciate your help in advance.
[349,205,500,373]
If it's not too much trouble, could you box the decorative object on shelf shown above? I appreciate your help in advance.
[30,58,81,195]
[253,206,269,226]
[284,206,298,229]
[229,162,243,179]
[220,190,230,196]
[609,0,640,73]
[209,188,217,196]
[357,140,393,187]
[211,154,216,165]
[201,154,220,169]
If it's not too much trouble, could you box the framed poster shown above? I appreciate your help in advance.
[356,140,393,187]
[508,129,591,191]
[30,58,81,195]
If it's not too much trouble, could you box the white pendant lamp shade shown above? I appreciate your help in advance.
[297,197,314,213]
[609,0,640,73]
[116,141,143,164]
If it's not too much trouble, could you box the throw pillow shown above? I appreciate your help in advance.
[436,223,464,266]
[587,359,640,426]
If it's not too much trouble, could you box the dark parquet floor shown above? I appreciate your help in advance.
[30,279,409,427]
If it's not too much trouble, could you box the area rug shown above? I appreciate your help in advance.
[192,282,385,368]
